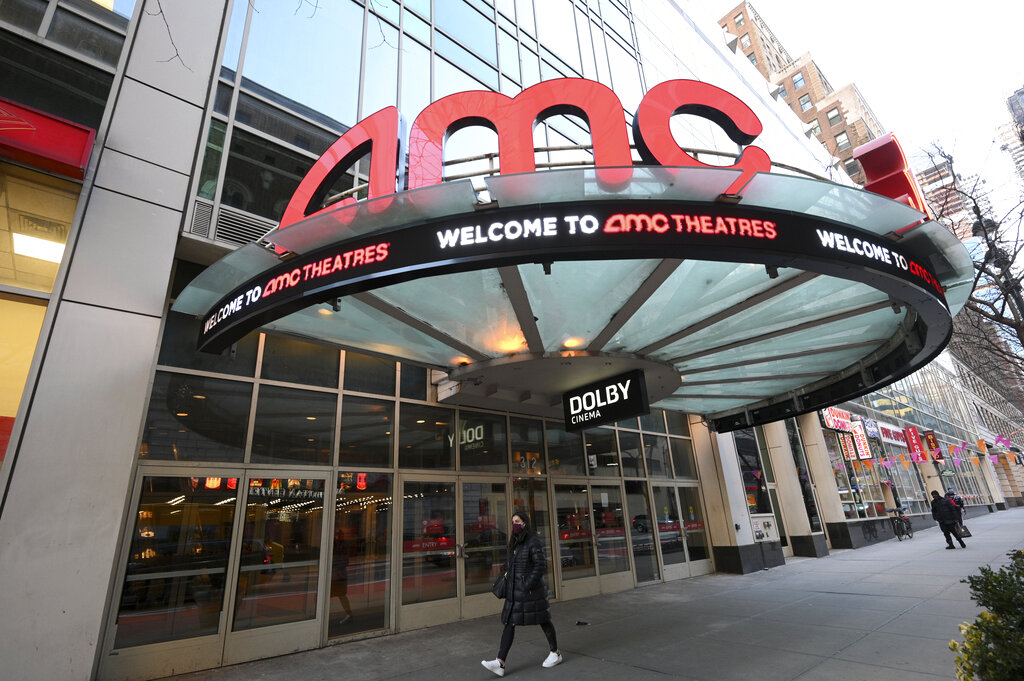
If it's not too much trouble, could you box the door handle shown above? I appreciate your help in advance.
[455,543,465,558]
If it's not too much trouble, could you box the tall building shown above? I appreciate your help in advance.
[996,120,1024,186]
[719,3,885,184]
[0,3,1006,681]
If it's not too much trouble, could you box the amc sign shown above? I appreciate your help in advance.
[563,369,649,431]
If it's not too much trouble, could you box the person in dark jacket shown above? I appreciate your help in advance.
[481,510,561,676]
[930,490,966,549]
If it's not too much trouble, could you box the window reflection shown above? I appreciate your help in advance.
[399,404,454,469]
[458,410,508,473]
[554,484,594,579]
[250,385,335,465]
[114,476,239,648]
[401,481,457,604]
[338,395,394,467]
[625,481,657,582]
[592,484,628,574]
[546,424,586,475]
[232,478,325,630]
[331,472,392,637]
[222,128,308,221]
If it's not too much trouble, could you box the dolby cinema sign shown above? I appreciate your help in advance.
[563,370,650,431]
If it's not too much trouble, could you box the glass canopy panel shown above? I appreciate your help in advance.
[674,376,824,398]
[740,173,925,234]
[363,269,521,358]
[517,259,659,352]
[266,180,481,253]
[655,395,764,414]
[171,244,280,315]
[604,261,804,353]
[898,220,975,315]
[650,278,890,362]
[679,347,881,380]
[680,308,904,372]
[256,297,472,367]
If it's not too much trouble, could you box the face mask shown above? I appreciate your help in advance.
[512,524,524,534]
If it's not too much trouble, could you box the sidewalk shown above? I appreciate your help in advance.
[162,507,1024,681]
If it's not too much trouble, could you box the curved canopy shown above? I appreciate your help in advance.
[175,167,974,431]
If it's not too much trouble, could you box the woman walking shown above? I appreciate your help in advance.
[482,510,562,676]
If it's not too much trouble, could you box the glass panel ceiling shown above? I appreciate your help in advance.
[603,261,804,353]
[365,268,524,358]
[679,346,880,379]
[518,259,660,352]
[171,243,279,315]
[649,277,890,362]
[258,296,472,367]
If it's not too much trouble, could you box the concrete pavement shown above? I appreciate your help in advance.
[161,507,1024,681]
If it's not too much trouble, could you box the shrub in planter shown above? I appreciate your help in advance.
[949,550,1024,681]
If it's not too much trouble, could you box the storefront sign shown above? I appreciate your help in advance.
[821,406,854,432]
[851,421,873,460]
[923,430,939,452]
[862,419,881,440]
[905,426,925,456]
[837,433,855,461]
[876,421,908,447]
[562,369,649,431]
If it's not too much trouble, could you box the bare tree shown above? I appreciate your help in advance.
[924,148,1024,412]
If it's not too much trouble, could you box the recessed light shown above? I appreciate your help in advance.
[12,233,64,263]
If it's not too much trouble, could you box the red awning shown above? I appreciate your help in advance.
[0,97,95,180]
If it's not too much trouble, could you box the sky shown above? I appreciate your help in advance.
[707,0,1024,217]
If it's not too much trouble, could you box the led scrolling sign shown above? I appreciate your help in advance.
[198,78,943,353]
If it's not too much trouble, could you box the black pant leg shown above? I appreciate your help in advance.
[540,620,558,652]
[498,622,516,660]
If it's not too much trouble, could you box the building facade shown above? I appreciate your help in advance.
[719,2,885,185]
[0,2,1009,681]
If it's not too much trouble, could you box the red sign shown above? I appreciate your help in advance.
[658,522,681,532]
[403,537,455,553]
[822,407,853,432]
[560,528,592,540]
[0,98,95,179]
[853,133,933,223]
[905,426,925,456]
[922,430,939,452]
[280,78,772,233]
[683,521,705,531]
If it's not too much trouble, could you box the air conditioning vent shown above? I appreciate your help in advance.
[190,200,212,237]
[214,206,276,246]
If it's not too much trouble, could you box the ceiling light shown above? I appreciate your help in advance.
[175,412,189,417]
[12,233,65,263]
[193,394,206,399]
[306,416,317,420]
[318,308,332,315]
[563,337,583,348]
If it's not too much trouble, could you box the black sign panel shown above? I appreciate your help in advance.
[562,369,649,431]
[196,200,950,353]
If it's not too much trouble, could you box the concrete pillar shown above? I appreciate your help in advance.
[0,3,228,679]
[796,412,845,545]
[761,420,827,557]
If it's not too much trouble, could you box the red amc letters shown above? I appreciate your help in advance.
[603,212,777,238]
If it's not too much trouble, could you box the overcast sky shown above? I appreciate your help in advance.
[705,0,1024,215]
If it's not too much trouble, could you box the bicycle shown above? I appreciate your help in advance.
[887,507,914,540]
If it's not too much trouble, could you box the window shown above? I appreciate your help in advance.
[827,107,842,126]
[792,71,805,89]
[747,52,757,66]
[735,428,772,514]
[734,12,745,28]
[809,119,821,136]
[776,83,787,100]
[798,94,812,111]
[740,33,751,48]
[835,131,851,151]
[843,158,860,177]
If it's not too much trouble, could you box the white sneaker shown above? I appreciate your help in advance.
[482,659,505,677]
[542,651,563,667]
[338,614,351,625]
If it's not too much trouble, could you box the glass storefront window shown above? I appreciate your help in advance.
[824,432,859,519]
[140,372,251,462]
[261,334,339,388]
[651,486,685,566]
[640,409,666,433]
[584,427,619,477]
[113,475,239,648]
[232,478,325,630]
[618,430,644,476]
[625,481,658,582]
[47,7,124,66]
[0,162,79,293]
[592,484,628,574]
[669,437,696,479]
[554,484,594,579]
[786,419,822,532]
[331,472,392,637]
[250,385,335,465]
[344,351,396,395]
[401,480,457,604]
[458,410,508,472]
[510,417,544,475]
[221,128,307,221]
[546,423,586,475]
[399,363,427,400]
[0,293,45,462]
[338,395,394,467]
[157,309,258,376]
[399,404,455,469]
[665,410,691,437]
[643,433,672,478]
[679,487,709,561]
[735,428,771,514]
[462,481,507,596]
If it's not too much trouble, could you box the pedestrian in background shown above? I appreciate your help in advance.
[930,490,966,549]
[482,510,562,676]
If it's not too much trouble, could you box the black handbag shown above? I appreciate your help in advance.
[491,572,508,599]
[957,523,972,538]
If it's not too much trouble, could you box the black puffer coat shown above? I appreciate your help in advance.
[500,532,550,626]
[931,495,961,525]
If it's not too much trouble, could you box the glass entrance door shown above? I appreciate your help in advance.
[397,476,508,629]
[222,474,330,665]
[552,483,599,599]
